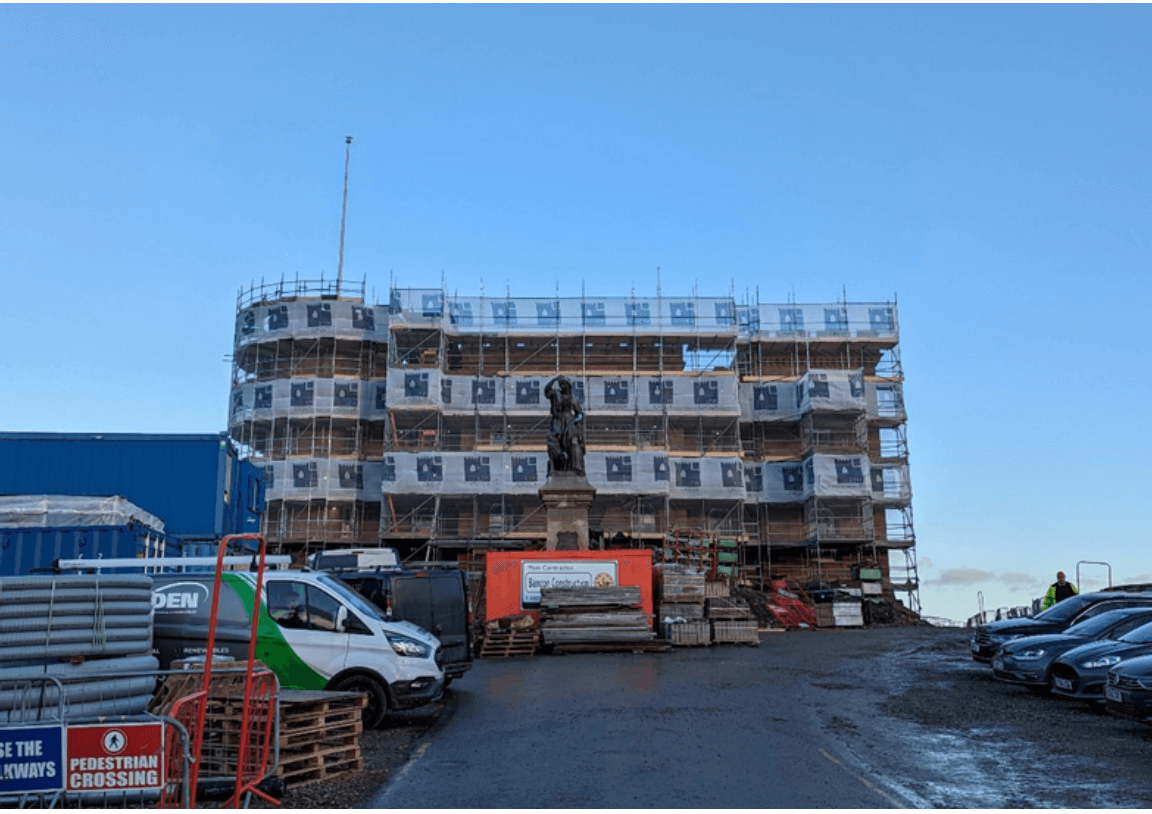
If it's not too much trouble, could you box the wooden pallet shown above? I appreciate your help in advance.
[279,746,364,785]
[479,628,540,658]
[665,620,712,646]
[711,620,760,645]
[659,602,705,619]
[705,579,732,599]
[153,681,367,788]
[706,597,753,620]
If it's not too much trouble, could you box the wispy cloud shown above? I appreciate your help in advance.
[924,568,1044,593]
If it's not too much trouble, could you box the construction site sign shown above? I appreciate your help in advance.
[0,725,63,794]
[65,723,164,792]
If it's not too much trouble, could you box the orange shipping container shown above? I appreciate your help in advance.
[485,549,654,624]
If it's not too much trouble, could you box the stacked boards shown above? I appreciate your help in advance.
[539,586,656,649]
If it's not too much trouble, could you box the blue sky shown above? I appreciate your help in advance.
[2,5,1149,623]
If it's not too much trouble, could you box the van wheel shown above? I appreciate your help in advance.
[333,675,388,729]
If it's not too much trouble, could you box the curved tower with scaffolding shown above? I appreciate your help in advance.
[228,276,389,560]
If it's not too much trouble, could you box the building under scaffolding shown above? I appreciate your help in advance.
[228,281,919,613]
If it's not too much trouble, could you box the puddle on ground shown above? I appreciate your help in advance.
[875,727,1144,808]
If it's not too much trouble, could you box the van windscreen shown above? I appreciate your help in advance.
[316,574,387,622]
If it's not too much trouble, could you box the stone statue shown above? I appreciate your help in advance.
[544,376,585,475]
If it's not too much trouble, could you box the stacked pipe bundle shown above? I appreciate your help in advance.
[0,574,158,723]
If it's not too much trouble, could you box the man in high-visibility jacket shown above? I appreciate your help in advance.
[1043,571,1078,610]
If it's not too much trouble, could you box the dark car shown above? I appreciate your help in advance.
[992,608,1152,690]
[1049,620,1152,702]
[1104,654,1152,723]
[325,568,472,685]
[969,592,1152,663]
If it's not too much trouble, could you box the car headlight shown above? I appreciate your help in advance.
[1015,649,1046,660]
[1083,655,1121,669]
[387,633,432,659]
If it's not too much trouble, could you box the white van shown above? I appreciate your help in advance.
[151,569,443,728]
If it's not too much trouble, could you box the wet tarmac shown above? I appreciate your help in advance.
[368,626,1152,808]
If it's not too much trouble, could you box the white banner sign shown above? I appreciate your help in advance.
[520,560,619,607]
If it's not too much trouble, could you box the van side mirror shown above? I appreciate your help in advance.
[335,606,349,632]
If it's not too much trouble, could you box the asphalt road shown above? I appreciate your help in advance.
[369,626,1152,808]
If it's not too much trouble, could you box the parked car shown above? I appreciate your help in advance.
[969,592,1152,663]
[1104,654,1152,723]
[307,548,472,686]
[992,607,1152,690]
[1049,620,1152,702]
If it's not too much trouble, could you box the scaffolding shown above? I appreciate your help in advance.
[229,277,387,558]
[227,284,918,612]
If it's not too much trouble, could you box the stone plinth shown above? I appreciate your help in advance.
[538,473,597,551]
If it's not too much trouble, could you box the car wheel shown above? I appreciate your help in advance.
[332,674,389,729]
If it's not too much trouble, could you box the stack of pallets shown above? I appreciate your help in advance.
[539,586,656,650]
[657,564,710,646]
[706,596,760,646]
[478,627,542,658]
[273,690,366,786]
[150,675,366,788]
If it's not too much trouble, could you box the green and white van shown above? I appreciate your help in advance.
[151,569,444,728]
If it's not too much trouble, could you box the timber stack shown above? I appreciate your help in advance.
[705,591,760,646]
[539,586,655,649]
[656,564,711,646]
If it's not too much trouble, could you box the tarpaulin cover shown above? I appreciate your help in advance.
[0,495,165,532]
[231,378,390,421]
[260,460,384,502]
[235,300,389,346]
[739,370,866,421]
[433,373,739,414]
[386,290,897,341]
[377,451,747,498]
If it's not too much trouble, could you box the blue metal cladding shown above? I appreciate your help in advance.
[0,524,168,577]
[0,433,263,541]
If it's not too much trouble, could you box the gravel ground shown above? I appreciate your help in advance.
[248,699,449,809]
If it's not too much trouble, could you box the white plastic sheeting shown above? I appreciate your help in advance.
[739,370,866,421]
[389,291,739,335]
[376,451,907,503]
[387,290,897,340]
[378,451,746,499]
[743,455,871,504]
[261,460,384,502]
[742,458,911,504]
[235,299,389,346]
[742,303,897,339]
[230,378,390,421]
[387,367,443,409]
[0,496,165,532]
[421,373,740,414]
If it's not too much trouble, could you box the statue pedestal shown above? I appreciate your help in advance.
[538,473,597,551]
